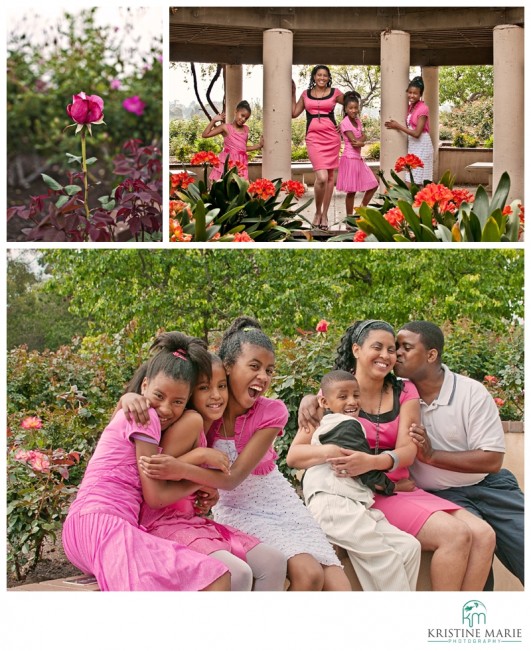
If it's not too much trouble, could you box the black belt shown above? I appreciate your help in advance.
[305,110,337,134]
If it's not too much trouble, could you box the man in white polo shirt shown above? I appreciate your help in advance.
[395,320,524,589]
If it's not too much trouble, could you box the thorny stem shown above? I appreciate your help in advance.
[81,129,90,219]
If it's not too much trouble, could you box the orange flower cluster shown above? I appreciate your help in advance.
[169,199,192,219]
[227,159,247,175]
[281,179,306,199]
[190,151,220,167]
[248,178,276,200]
[413,183,454,209]
[170,172,195,191]
[233,231,254,242]
[353,230,367,242]
[384,207,405,229]
[169,219,192,242]
[395,154,424,172]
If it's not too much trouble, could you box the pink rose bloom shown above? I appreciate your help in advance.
[494,398,505,407]
[21,416,43,430]
[14,448,32,462]
[29,451,51,473]
[123,95,146,116]
[110,78,122,90]
[66,92,104,124]
[316,319,329,333]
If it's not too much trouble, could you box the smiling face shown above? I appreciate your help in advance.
[352,329,397,380]
[346,100,359,120]
[313,67,331,89]
[191,361,228,424]
[225,343,275,412]
[395,329,432,380]
[320,379,361,417]
[407,85,422,106]
[234,108,251,127]
[141,372,191,431]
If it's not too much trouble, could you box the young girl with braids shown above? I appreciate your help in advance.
[62,332,230,591]
[336,91,378,215]
[140,317,351,591]
[289,319,496,591]
[384,76,434,184]
[122,344,287,591]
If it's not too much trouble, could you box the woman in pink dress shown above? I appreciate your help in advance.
[62,332,230,591]
[290,320,496,591]
[336,92,378,215]
[384,76,434,184]
[201,100,263,182]
[292,65,345,229]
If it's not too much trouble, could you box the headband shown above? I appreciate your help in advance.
[352,320,392,343]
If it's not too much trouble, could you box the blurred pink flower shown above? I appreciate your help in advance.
[123,95,146,116]
[484,375,498,385]
[29,451,51,473]
[110,79,122,90]
[494,397,505,407]
[21,416,43,430]
[316,319,329,333]
[14,449,32,462]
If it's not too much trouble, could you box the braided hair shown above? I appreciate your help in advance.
[126,331,212,394]
[308,65,333,91]
[218,316,274,368]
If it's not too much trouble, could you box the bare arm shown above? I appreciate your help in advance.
[297,394,324,431]
[201,113,228,139]
[384,115,426,139]
[292,80,305,118]
[409,423,504,473]
[343,129,365,148]
[286,426,341,469]
[246,135,264,152]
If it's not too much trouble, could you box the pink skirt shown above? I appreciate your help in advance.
[62,512,227,591]
[336,155,378,193]
[210,148,249,181]
[306,119,341,171]
[372,487,461,536]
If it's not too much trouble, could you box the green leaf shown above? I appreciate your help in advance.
[489,171,510,213]
[64,185,82,196]
[481,216,502,242]
[471,185,490,226]
[41,174,63,191]
[55,195,69,209]
[85,157,98,166]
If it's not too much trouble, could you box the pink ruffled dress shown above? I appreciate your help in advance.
[139,431,260,559]
[210,124,249,181]
[62,409,227,591]
[207,397,341,565]
[336,115,378,193]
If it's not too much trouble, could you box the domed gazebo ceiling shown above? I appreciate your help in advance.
[170,6,524,66]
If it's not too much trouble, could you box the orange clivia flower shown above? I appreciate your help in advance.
[233,231,254,242]
[353,230,367,242]
[518,203,524,224]
[281,180,306,199]
[413,183,454,209]
[395,154,424,172]
[170,172,195,191]
[502,205,513,217]
[169,200,192,219]
[190,151,220,167]
[384,207,405,229]
[451,188,475,208]
[169,219,193,242]
[227,159,247,176]
[248,178,276,201]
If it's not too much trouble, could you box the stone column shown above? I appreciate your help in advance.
[422,66,439,181]
[380,30,410,183]
[493,25,524,202]
[262,28,293,181]
[225,64,243,120]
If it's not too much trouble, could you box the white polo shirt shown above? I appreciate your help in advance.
[410,365,505,491]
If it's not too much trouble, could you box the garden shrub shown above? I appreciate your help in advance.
[365,142,380,160]
[452,132,479,148]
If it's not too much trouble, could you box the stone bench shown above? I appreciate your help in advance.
[466,161,493,190]
[9,574,99,592]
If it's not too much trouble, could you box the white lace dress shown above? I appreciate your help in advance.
[211,437,341,566]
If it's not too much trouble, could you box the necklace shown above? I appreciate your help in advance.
[372,387,384,455]
[220,414,248,465]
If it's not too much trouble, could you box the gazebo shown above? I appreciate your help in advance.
[170,7,524,201]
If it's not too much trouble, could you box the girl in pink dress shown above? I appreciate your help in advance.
[62,332,230,591]
[140,317,352,592]
[292,65,345,229]
[384,76,434,184]
[336,92,378,215]
[122,352,287,591]
[201,100,263,181]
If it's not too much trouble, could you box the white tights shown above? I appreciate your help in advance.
[210,543,287,591]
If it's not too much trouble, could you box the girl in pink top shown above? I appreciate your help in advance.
[384,76,434,184]
[62,332,230,591]
[140,317,351,592]
[123,351,287,591]
[201,100,263,181]
[336,92,378,215]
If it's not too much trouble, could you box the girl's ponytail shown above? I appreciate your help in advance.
[219,316,274,367]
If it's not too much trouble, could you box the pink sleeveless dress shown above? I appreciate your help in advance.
[210,124,249,180]
[302,88,342,171]
[62,409,227,591]
[139,431,260,559]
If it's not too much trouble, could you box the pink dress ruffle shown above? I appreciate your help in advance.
[210,124,249,180]
[336,115,378,192]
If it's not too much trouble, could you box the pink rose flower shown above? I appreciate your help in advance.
[316,319,329,333]
[14,448,32,462]
[123,95,146,116]
[29,451,51,473]
[21,416,43,430]
[66,92,104,125]
[494,398,505,408]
